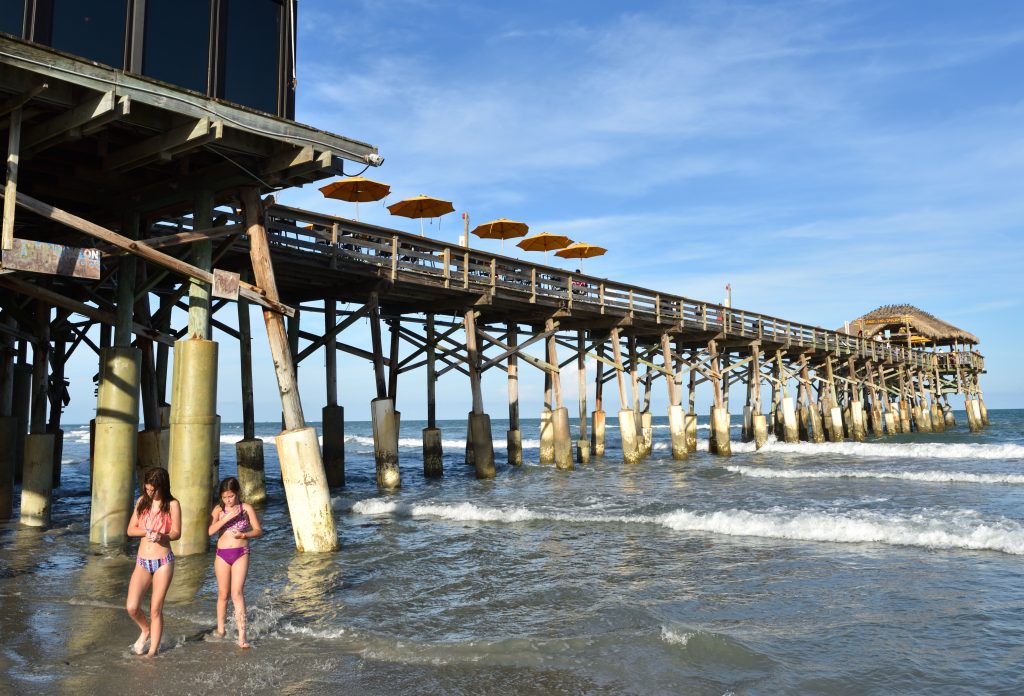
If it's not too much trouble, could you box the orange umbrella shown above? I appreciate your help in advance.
[319,176,390,221]
[517,232,573,259]
[471,218,529,252]
[555,242,607,271]
[387,195,455,236]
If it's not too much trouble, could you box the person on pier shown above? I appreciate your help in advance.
[208,476,263,648]
[126,467,181,657]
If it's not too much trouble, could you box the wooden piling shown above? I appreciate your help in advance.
[708,340,731,456]
[369,294,401,488]
[610,328,640,464]
[591,337,606,456]
[242,189,336,552]
[662,334,687,459]
[575,330,590,463]
[465,307,495,478]
[236,283,266,503]
[685,349,698,452]
[423,314,444,476]
[322,297,345,487]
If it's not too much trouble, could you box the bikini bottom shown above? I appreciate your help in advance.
[216,547,249,565]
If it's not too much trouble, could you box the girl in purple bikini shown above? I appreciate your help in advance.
[208,476,263,648]
[126,467,181,657]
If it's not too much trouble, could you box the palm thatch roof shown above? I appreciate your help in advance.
[841,304,979,346]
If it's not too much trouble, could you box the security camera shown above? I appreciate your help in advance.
[365,153,385,166]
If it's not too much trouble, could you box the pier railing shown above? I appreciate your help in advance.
[206,204,981,373]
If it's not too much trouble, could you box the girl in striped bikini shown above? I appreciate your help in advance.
[126,467,181,657]
[208,476,263,648]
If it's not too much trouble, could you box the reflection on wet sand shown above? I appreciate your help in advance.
[61,551,132,696]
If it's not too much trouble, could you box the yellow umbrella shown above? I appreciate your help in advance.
[387,195,455,236]
[555,241,607,271]
[516,232,573,259]
[471,218,529,252]
[319,176,390,221]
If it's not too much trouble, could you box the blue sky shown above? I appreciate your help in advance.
[60,1,1024,420]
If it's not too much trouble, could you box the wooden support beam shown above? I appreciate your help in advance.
[295,302,372,363]
[0,83,48,119]
[0,274,173,346]
[241,188,305,428]
[479,323,558,372]
[138,224,243,251]
[103,117,224,172]
[23,91,130,156]
[8,190,294,317]
[368,294,387,400]
[2,106,21,251]
[476,326,559,375]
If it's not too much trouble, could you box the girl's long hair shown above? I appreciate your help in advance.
[218,476,242,510]
[136,467,174,516]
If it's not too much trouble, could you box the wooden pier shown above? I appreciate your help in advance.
[0,34,988,552]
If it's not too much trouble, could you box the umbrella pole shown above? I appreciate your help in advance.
[355,201,360,222]
[420,219,424,237]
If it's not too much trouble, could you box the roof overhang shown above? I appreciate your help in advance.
[0,34,379,227]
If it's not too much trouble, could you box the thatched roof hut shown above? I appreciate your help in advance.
[841,304,979,347]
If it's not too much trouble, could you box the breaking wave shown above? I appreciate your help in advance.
[350,499,1024,555]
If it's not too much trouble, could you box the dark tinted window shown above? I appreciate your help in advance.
[0,1,24,37]
[222,0,281,114]
[50,0,127,68]
[143,0,209,92]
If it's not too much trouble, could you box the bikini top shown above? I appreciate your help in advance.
[219,505,250,534]
[140,507,172,535]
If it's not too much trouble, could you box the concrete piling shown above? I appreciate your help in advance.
[20,432,55,526]
[552,407,573,470]
[166,339,218,555]
[668,404,688,459]
[0,417,17,519]
[371,397,400,489]
[539,408,554,463]
[685,412,698,452]
[640,411,653,457]
[753,413,768,449]
[322,404,346,487]
[591,410,606,457]
[423,427,443,477]
[235,437,267,504]
[469,412,496,478]
[781,397,799,444]
[710,406,732,456]
[619,409,641,464]
[89,346,142,546]
[276,427,338,552]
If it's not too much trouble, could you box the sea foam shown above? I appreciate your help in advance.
[750,439,1024,460]
[726,465,1024,485]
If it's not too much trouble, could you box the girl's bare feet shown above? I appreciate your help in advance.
[133,631,150,655]
[238,639,251,649]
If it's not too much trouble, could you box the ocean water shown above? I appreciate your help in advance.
[2,409,1023,695]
